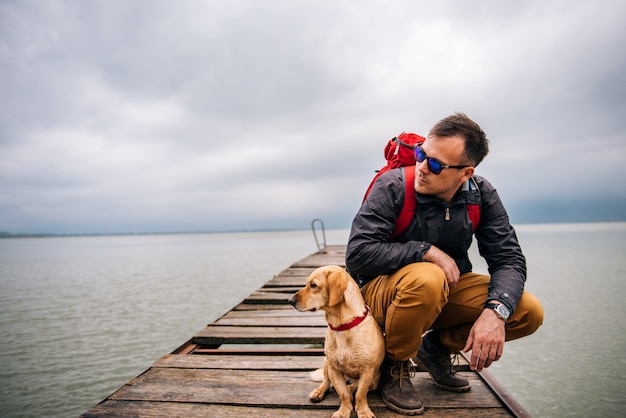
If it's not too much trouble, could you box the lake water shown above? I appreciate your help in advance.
[0,224,625,417]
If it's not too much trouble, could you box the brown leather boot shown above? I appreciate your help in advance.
[379,358,424,415]
[415,331,471,392]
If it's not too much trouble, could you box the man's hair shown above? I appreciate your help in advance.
[429,113,489,166]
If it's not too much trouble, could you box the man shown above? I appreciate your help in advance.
[345,113,544,415]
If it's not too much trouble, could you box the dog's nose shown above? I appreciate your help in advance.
[288,295,297,307]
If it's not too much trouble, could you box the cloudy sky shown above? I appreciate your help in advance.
[1,0,625,234]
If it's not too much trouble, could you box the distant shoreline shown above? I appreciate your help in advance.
[2,221,626,239]
[0,228,310,239]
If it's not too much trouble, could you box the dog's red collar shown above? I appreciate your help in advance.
[328,306,370,331]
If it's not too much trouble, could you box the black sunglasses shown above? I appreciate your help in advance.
[414,144,469,175]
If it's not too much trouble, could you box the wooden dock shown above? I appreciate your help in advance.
[81,245,530,417]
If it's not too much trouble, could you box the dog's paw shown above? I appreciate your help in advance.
[355,407,376,418]
[331,406,353,418]
[308,387,326,402]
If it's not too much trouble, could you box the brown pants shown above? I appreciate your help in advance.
[361,262,544,361]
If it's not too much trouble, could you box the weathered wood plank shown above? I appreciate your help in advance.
[220,309,324,319]
[290,253,346,268]
[256,286,302,293]
[315,245,347,257]
[153,353,324,370]
[109,368,502,410]
[155,353,470,373]
[243,291,293,304]
[82,400,512,418]
[232,303,294,311]
[215,315,327,327]
[80,401,337,418]
[264,276,309,287]
[193,325,326,346]
[272,267,317,277]
[191,347,324,355]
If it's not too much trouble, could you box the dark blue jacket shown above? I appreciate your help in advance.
[346,167,526,314]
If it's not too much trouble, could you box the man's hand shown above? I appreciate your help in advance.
[462,308,506,371]
[423,245,460,289]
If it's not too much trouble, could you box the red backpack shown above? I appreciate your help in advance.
[363,132,480,240]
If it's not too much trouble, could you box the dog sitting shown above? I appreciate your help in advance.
[289,265,385,418]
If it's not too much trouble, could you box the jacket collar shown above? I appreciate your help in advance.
[416,177,480,206]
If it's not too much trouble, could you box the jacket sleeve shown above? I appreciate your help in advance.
[474,178,527,314]
[346,169,432,277]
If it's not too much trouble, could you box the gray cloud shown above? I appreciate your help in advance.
[1,0,625,234]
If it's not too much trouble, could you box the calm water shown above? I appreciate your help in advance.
[0,224,625,417]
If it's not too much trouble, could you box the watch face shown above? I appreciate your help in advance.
[496,305,510,319]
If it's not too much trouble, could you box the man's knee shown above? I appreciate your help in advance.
[394,262,448,302]
[362,262,448,328]
[510,291,544,338]
[524,292,544,334]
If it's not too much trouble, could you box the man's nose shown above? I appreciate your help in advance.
[416,159,429,174]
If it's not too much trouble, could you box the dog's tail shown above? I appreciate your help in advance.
[309,368,324,382]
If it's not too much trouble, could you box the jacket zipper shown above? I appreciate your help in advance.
[445,207,450,221]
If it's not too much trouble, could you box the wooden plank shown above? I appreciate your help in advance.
[289,247,347,268]
[190,348,325,355]
[153,353,324,370]
[315,245,347,256]
[82,400,512,418]
[291,254,346,267]
[220,309,324,319]
[193,325,326,346]
[109,368,502,410]
[174,348,470,372]
[243,291,293,304]
[233,303,294,311]
[214,315,328,327]
[256,286,303,293]
[109,368,333,407]
[215,315,327,327]
[154,353,470,374]
[272,267,317,277]
[81,401,346,418]
[264,276,308,287]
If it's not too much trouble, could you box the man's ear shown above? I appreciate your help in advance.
[327,271,348,307]
[461,166,475,182]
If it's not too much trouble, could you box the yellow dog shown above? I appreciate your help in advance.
[289,265,385,418]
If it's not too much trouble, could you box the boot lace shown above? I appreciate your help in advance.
[433,346,461,376]
[390,360,416,389]
[450,353,461,374]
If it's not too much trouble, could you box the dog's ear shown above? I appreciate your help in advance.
[327,270,348,307]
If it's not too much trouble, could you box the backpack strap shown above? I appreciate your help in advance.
[468,203,480,233]
[390,169,481,239]
[466,177,481,233]
[390,166,417,239]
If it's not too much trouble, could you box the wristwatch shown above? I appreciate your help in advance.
[485,302,510,321]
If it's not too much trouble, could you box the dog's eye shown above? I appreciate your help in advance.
[309,282,317,289]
